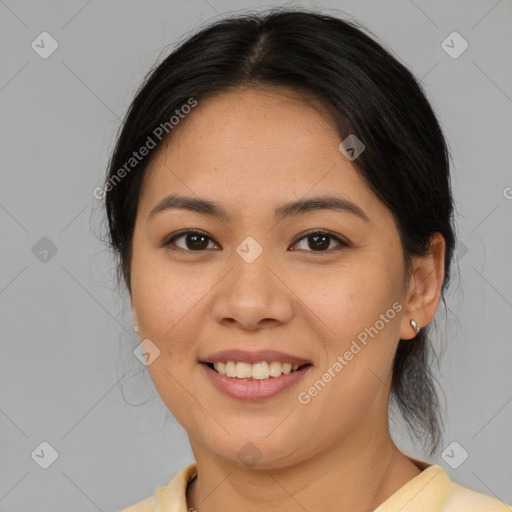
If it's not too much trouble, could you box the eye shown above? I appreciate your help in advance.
[290,230,348,253]
[164,230,220,251]
[163,229,348,253]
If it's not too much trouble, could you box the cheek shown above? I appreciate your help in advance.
[292,256,403,405]
[292,255,402,344]
[130,245,210,343]
[130,254,207,420]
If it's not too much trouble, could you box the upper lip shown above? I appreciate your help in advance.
[201,349,312,366]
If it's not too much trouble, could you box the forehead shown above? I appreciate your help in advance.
[138,87,392,227]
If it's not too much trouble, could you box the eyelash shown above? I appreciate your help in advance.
[162,229,349,254]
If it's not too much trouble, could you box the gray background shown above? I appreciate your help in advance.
[1,0,511,510]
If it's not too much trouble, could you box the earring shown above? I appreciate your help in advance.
[134,325,139,333]
[410,319,420,334]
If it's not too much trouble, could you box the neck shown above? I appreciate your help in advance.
[186,429,422,512]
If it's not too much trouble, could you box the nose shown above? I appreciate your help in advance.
[211,249,294,331]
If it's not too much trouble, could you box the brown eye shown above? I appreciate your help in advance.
[165,231,219,251]
[184,233,210,250]
[291,231,347,252]
[307,233,330,251]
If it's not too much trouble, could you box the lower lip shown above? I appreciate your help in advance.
[201,363,312,401]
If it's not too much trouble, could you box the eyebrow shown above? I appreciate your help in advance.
[148,194,369,223]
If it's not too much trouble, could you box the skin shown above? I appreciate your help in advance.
[130,86,446,512]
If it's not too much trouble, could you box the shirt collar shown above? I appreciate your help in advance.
[153,458,452,512]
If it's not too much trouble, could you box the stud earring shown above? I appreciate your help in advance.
[134,325,139,333]
[410,319,420,334]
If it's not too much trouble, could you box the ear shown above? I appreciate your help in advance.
[132,308,138,330]
[399,233,446,340]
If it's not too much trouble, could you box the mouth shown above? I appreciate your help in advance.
[199,358,313,401]
[202,361,312,380]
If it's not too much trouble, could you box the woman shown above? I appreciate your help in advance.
[102,8,509,512]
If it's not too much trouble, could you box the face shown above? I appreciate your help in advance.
[130,87,416,468]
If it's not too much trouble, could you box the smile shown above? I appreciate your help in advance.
[201,361,313,401]
[208,361,309,380]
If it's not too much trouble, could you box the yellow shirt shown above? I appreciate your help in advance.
[120,460,511,512]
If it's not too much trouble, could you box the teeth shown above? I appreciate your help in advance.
[269,361,282,377]
[236,362,252,379]
[212,361,304,379]
[251,362,269,380]
[225,361,236,378]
